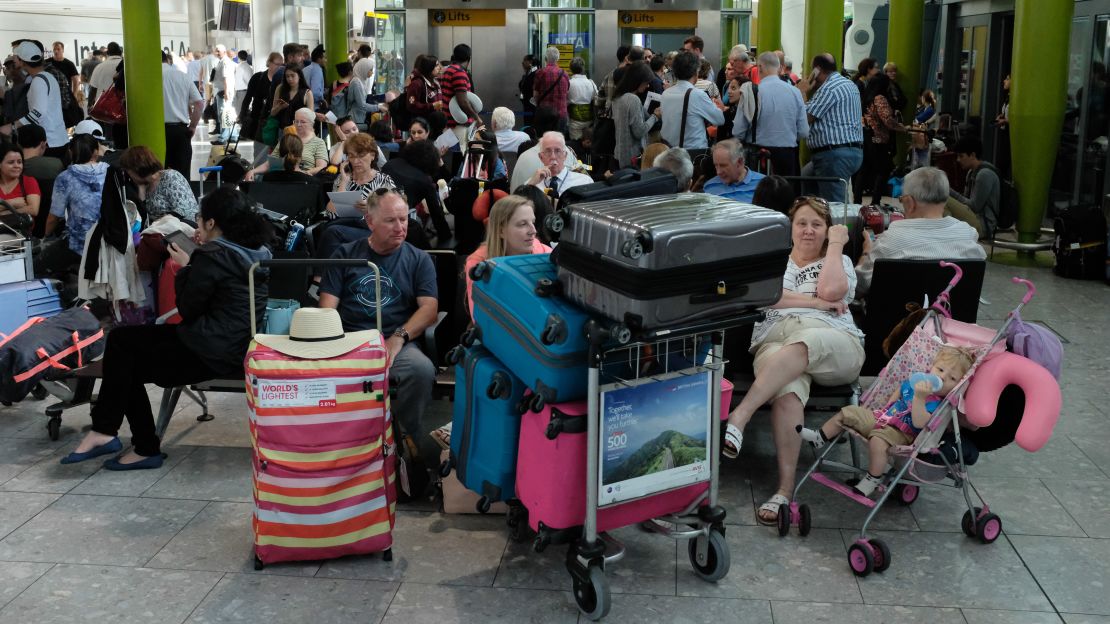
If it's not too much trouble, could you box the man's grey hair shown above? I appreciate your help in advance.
[654,147,694,191]
[901,167,950,204]
[569,57,585,75]
[728,45,748,62]
[758,51,780,72]
[712,138,745,164]
[545,46,561,64]
[627,46,645,63]
[365,188,406,217]
[784,58,793,70]
[491,106,516,132]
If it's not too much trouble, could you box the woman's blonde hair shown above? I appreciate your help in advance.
[484,195,534,259]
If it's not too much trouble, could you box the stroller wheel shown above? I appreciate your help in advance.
[797,504,812,537]
[961,507,982,537]
[776,503,791,537]
[895,484,919,506]
[976,513,1002,544]
[847,543,874,577]
[868,538,891,572]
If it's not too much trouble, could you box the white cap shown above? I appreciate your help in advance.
[74,119,108,142]
[13,41,43,63]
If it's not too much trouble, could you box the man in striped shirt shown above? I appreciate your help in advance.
[441,44,480,153]
[855,167,985,295]
[798,54,863,203]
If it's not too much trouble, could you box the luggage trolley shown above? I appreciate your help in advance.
[568,312,761,620]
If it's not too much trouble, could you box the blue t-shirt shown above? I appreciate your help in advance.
[320,238,437,334]
[881,379,942,434]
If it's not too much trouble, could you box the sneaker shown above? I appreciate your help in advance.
[796,425,826,448]
[853,474,882,498]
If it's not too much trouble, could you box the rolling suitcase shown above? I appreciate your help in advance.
[468,253,595,411]
[557,168,679,207]
[515,379,734,548]
[0,279,62,335]
[244,258,396,568]
[445,343,527,512]
[550,194,791,331]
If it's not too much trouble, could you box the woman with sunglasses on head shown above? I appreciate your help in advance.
[325,132,396,215]
[722,196,864,526]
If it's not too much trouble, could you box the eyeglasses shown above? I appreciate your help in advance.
[539,148,566,157]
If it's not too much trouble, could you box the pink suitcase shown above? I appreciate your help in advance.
[515,380,732,541]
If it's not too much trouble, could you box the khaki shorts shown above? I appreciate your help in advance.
[752,316,865,405]
[838,405,914,447]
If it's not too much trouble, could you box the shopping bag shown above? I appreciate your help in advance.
[89,85,126,125]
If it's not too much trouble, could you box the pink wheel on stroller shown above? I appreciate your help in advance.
[976,513,1002,544]
[868,538,891,572]
[848,542,874,576]
[895,484,919,505]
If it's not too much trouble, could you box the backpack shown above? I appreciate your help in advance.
[1005,312,1063,380]
[980,162,1016,231]
[387,90,411,130]
[329,81,354,119]
[39,65,84,128]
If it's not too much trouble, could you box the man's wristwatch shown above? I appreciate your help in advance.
[392,327,410,344]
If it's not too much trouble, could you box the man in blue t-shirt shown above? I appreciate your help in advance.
[320,190,438,438]
[703,139,765,203]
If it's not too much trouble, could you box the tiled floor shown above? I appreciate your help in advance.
[2,254,1109,622]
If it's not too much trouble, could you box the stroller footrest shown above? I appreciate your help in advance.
[811,473,877,508]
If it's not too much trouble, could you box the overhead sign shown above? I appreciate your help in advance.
[429,9,506,27]
[553,43,574,71]
[617,10,698,30]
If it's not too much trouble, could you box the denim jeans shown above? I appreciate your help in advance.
[801,146,864,203]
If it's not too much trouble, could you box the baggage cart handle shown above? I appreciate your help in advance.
[777,176,851,206]
[247,259,382,337]
[198,166,224,174]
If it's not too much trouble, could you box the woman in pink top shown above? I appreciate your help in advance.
[464,195,552,317]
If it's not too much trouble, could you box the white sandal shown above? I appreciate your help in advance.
[757,494,790,526]
[723,424,743,459]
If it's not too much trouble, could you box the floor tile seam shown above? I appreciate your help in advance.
[1001,532,1064,619]
[489,528,513,589]
[0,561,56,612]
[389,579,575,595]
[375,580,404,624]
[0,491,64,543]
[178,571,228,624]
[141,500,214,569]
[135,445,203,497]
[1037,477,1093,539]
[1063,434,1110,480]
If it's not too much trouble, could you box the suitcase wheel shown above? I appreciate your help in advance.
[445,345,464,366]
[534,278,558,298]
[620,238,644,259]
[476,496,492,514]
[540,315,567,346]
[253,555,264,570]
[529,393,546,413]
[544,212,566,240]
[486,372,511,400]
[461,327,480,348]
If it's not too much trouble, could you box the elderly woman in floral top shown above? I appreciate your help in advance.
[855,74,905,206]
[118,146,198,223]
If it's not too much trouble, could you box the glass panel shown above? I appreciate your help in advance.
[722,0,752,9]
[373,12,406,95]
[720,13,751,69]
[530,0,591,8]
[375,0,404,8]
[529,12,595,78]
[1051,16,1093,206]
[956,26,987,127]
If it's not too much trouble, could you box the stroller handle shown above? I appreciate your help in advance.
[1012,277,1036,305]
[939,261,963,288]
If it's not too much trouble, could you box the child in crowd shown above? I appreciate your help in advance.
[798,346,976,496]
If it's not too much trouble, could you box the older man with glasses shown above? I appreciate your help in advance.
[524,131,593,197]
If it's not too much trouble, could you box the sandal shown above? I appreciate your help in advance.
[722,424,743,459]
[757,494,790,526]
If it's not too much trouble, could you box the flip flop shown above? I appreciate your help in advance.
[722,424,743,459]
[757,494,790,526]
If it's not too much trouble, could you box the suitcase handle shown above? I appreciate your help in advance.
[247,259,382,337]
[545,406,587,439]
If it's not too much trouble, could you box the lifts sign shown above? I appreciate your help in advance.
[617,11,698,30]
[430,9,506,27]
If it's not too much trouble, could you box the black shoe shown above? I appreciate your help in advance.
[210,138,227,145]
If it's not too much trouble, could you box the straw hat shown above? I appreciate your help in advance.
[254,308,379,359]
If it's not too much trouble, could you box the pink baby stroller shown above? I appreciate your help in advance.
[784,262,1062,576]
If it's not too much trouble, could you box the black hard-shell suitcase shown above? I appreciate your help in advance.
[557,168,678,207]
[550,194,791,330]
[1053,205,1107,280]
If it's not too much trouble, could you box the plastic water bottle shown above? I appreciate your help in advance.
[908,372,943,393]
[284,221,305,252]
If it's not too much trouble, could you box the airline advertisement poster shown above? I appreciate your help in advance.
[598,370,712,507]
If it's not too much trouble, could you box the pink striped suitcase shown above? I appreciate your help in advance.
[516,380,732,540]
[245,337,397,568]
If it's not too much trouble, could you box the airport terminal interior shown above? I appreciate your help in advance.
[1,0,1110,622]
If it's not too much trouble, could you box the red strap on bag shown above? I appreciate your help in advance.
[0,317,46,349]
[13,329,105,383]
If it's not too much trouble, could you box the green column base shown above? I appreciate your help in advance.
[988,249,1055,269]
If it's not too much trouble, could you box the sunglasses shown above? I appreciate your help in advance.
[792,195,830,209]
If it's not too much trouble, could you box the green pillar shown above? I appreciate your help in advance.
[324,0,348,86]
[1010,0,1072,246]
[757,0,783,54]
[804,0,843,70]
[887,0,924,128]
[121,0,165,160]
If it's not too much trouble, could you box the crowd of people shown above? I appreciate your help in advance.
[0,36,993,521]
